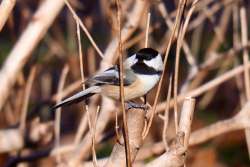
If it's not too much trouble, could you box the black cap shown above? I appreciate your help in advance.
[136,48,159,61]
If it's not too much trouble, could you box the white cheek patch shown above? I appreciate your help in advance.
[143,54,163,71]
[124,54,137,68]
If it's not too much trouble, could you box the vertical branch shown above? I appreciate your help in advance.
[116,0,131,167]
[55,65,69,163]
[92,106,100,166]
[76,21,85,90]
[173,0,188,133]
[240,4,250,99]
[178,97,195,149]
[145,13,151,48]
[75,20,98,166]
[0,0,16,31]
[240,3,250,158]
[19,66,37,134]
[73,21,87,146]
[162,75,172,151]
[85,106,98,167]
[172,0,199,134]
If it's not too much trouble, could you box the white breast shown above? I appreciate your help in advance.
[137,74,160,93]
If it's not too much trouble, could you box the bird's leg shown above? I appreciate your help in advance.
[125,101,149,111]
[144,95,147,105]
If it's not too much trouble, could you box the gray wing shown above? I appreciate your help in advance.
[87,65,136,86]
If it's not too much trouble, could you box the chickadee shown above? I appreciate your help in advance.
[52,48,163,110]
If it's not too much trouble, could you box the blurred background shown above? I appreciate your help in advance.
[0,0,250,166]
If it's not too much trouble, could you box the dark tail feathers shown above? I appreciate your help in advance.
[51,86,100,110]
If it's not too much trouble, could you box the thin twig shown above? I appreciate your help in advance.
[162,75,172,151]
[92,106,100,166]
[115,106,122,142]
[116,0,131,166]
[86,106,98,167]
[173,0,188,134]
[55,65,69,163]
[19,66,37,135]
[73,20,87,145]
[145,13,151,48]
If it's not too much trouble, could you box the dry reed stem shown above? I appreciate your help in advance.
[173,0,189,134]
[239,4,250,158]
[145,13,151,48]
[73,20,87,145]
[181,0,200,45]
[64,0,104,58]
[142,0,187,139]
[92,106,100,167]
[19,66,37,135]
[55,65,69,163]
[115,105,122,141]
[116,0,132,166]
[0,0,65,111]
[162,76,172,151]
[85,106,98,167]
[75,20,98,167]
[0,0,16,31]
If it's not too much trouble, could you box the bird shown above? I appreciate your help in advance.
[52,48,163,110]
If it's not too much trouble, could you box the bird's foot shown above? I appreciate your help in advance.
[125,102,149,111]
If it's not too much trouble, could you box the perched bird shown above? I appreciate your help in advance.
[52,48,163,110]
